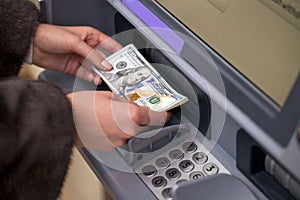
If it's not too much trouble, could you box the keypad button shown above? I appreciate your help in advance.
[155,157,171,169]
[203,163,219,175]
[142,165,157,177]
[190,171,205,180]
[182,142,197,153]
[165,168,181,181]
[152,176,167,188]
[162,187,173,199]
[193,152,208,164]
[169,149,184,161]
[179,160,194,172]
[176,179,188,185]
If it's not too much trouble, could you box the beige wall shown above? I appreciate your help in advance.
[58,148,111,200]
[157,0,300,106]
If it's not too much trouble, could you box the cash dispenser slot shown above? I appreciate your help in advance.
[114,12,211,135]
[237,130,299,200]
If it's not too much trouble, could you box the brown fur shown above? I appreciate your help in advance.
[0,0,39,77]
[0,79,76,200]
[0,1,76,199]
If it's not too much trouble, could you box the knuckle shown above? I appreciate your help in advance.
[124,132,134,140]
[113,140,127,147]
[130,108,143,123]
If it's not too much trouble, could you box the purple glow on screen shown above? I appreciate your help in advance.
[122,0,184,53]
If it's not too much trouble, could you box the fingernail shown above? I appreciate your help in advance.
[88,73,94,82]
[93,76,102,85]
[101,60,112,70]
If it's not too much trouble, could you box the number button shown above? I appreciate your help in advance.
[165,168,181,181]
[203,163,219,175]
[162,187,173,199]
[179,160,194,172]
[189,171,205,180]
[152,176,167,188]
[169,149,184,161]
[192,152,208,164]
[142,165,157,177]
[155,157,171,169]
[176,179,188,185]
[182,142,197,154]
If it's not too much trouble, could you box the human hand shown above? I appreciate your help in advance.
[32,24,122,85]
[67,91,171,151]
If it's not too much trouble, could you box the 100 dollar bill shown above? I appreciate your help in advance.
[93,44,188,112]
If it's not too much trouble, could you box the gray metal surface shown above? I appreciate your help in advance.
[173,174,258,200]
[107,0,300,185]
[134,137,230,200]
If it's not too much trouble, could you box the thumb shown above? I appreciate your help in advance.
[136,106,171,127]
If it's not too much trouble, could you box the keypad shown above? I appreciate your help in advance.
[203,163,219,175]
[182,142,197,153]
[152,176,167,188]
[165,168,181,181]
[179,160,194,172]
[161,188,173,199]
[134,140,230,200]
[193,152,208,164]
[189,171,205,180]
[176,179,188,185]
[142,165,157,177]
[156,157,171,169]
[169,149,184,161]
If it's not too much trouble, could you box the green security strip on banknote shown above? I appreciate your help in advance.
[93,44,188,112]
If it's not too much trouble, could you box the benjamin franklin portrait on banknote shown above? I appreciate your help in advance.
[102,66,151,93]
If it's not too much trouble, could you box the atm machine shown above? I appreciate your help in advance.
[39,0,300,199]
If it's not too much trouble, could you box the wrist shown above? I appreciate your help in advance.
[25,38,33,64]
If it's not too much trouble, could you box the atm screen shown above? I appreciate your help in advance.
[156,0,300,106]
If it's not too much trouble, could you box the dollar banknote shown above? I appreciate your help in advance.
[93,44,188,112]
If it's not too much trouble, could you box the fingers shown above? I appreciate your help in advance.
[93,75,102,85]
[64,26,121,69]
[74,40,113,71]
[74,67,103,85]
[61,26,122,52]
[109,93,171,127]
[129,105,171,127]
[98,36,123,53]
[76,26,123,52]
[72,91,171,150]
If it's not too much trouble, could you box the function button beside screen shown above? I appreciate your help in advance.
[165,168,181,181]
[179,160,195,172]
[152,176,167,188]
[192,152,208,164]
[142,165,157,177]
[189,171,205,180]
[162,187,173,199]
[203,163,219,175]
[169,149,184,161]
[182,142,198,153]
[155,157,171,169]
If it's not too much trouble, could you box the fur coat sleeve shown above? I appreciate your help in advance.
[0,1,76,199]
